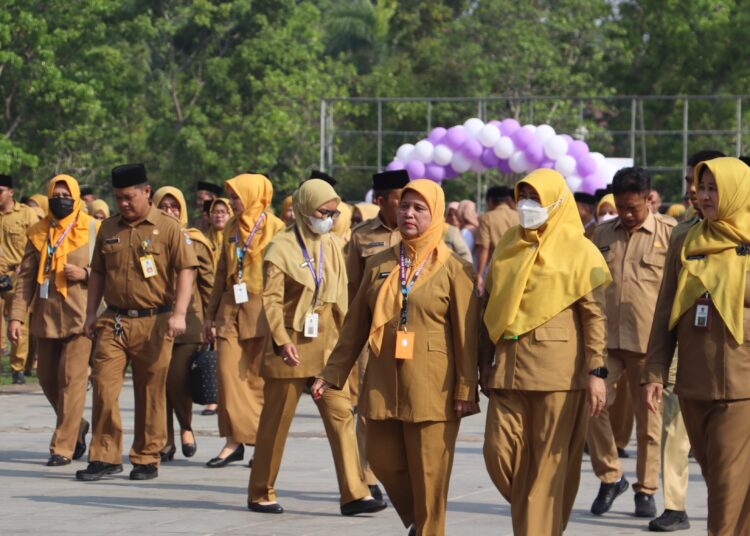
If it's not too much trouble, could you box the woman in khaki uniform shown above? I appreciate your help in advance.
[313,179,480,536]
[644,157,750,535]
[481,169,610,536]
[247,179,385,516]
[206,198,232,268]
[152,187,215,460]
[89,199,110,221]
[9,175,99,465]
[204,174,284,467]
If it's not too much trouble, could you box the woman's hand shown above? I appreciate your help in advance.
[454,400,478,418]
[587,375,607,417]
[311,378,331,401]
[203,321,216,345]
[64,263,87,282]
[643,382,663,414]
[281,343,300,367]
[479,362,493,397]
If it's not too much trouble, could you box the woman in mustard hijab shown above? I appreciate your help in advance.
[206,198,233,267]
[596,193,617,222]
[644,157,750,534]
[312,179,479,536]
[247,179,385,516]
[204,174,285,467]
[8,175,99,466]
[280,194,294,224]
[352,202,379,226]
[89,199,110,221]
[480,169,610,535]
[152,187,215,461]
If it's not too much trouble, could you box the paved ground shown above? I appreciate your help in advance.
[1,381,707,535]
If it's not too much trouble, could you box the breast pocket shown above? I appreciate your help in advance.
[641,251,666,283]
[102,241,126,269]
[533,326,570,343]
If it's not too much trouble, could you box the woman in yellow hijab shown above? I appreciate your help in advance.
[480,169,610,535]
[596,193,617,222]
[643,157,750,534]
[152,187,215,462]
[247,179,385,516]
[206,198,233,268]
[27,193,49,219]
[332,201,353,243]
[313,179,479,535]
[280,194,294,224]
[89,199,110,221]
[8,175,99,466]
[352,202,379,226]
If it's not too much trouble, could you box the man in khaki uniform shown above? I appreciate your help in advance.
[193,181,222,233]
[0,174,40,384]
[588,167,675,518]
[76,164,198,482]
[475,186,518,295]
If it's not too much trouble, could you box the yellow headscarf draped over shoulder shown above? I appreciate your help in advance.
[264,179,348,332]
[596,193,615,217]
[152,186,214,256]
[207,197,233,263]
[27,175,99,299]
[669,157,750,344]
[223,174,284,293]
[484,169,612,342]
[368,179,452,356]
[89,199,110,219]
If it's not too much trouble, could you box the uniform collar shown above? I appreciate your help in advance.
[119,204,160,227]
[614,210,656,234]
[369,213,397,232]
[1,200,21,215]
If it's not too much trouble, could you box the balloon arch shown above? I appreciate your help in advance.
[386,118,617,195]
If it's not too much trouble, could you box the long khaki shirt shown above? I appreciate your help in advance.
[476,204,518,252]
[346,215,400,298]
[176,236,214,345]
[0,201,39,276]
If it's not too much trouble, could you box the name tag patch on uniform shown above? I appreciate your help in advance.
[598,246,610,252]
[367,241,385,247]
[377,272,390,279]
[104,237,120,244]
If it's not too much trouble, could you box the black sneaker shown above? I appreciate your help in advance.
[47,454,71,466]
[649,509,690,531]
[76,461,123,481]
[129,463,158,480]
[634,492,657,518]
[11,372,25,385]
[591,476,629,515]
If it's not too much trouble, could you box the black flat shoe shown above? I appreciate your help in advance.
[247,502,284,514]
[591,476,629,515]
[201,408,217,416]
[247,456,253,468]
[206,444,244,468]
[130,463,158,480]
[617,447,630,458]
[47,454,71,466]
[160,445,176,462]
[73,420,90,460]
[182,442,197,458]
[76,461,123,481]
[369,484,383,502]
[340,497,388,516]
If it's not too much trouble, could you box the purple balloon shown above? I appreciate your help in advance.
[498,159,512,174]
[582,169,607,193]
[560,134,574,144]
[524,140,545,165]
[386,160,405,171]
[577,153,597,176]
[405,160,425,179]
[539,158,556,169]
[567,140,590,160]
[500,118,521,137]
[480,148,500,168]
[425,164,446,182]
[461,138,483,159]
[443,166,458,180]
[488,120,503,130]
[512,127,535,150]
[428,127,447,145]
[445,126,467,150]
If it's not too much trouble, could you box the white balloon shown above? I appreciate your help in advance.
[509,151,530,173]
[534,124,556,144]
[555,154,577,177]
[365,189,374,203]
[493,136,515,159]
[396,143,415,163]
[477,124,501,148]
[433,144,453,166]
[471,160,487,173]
[566,175,583,192]
[522,124,537,133]
[463,118,485,137]
[544,136,568,160]
[412,140,434,163]
[450,152,472,173]
[590,152,606,165]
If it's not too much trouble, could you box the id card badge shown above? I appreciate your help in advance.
[39,278,50,299]
[395,331,415,360]
[304,312,319,338]
[694,297,712,329]
[139,255,158,279]
[233,282,249,304]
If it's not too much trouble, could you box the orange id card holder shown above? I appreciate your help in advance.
[395,331,415,360]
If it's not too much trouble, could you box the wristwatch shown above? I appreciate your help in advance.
[589,367,609,379]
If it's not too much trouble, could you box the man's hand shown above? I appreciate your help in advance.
[63,264,87,282]
[281,343,300,367]
[479,362,493,396]
[167,313,187,338]
[587,375,607,417]
[8,320,22,344]
[643,382,664,414]
[454,400,478,418]
[84,315,98,340]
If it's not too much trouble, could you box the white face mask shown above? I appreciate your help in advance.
[517,197,562,229]
[599,213,617,222]
[307,215,334,234]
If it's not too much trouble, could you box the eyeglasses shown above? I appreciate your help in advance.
[317,209,340,218]
[159,203,180,211]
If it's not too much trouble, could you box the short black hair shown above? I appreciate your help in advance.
[739,156,750,167]
[612,167,651,195]
[372,188,399,202]
[486,186,513,204]
[687,150,725,168]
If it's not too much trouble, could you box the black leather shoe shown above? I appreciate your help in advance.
[591,476,629,515]
[407,525,416,536]
[247,456,253,468]
[617,447,630,458]
[182,441,197,458]
[247,502,284,514]
[73,420,89,460]
[369,484,383,502]
[47,454,71,466]
[206,444,244,468]
[340,497,388,516]
[649,509,690,531]
[160,445,176,462]
[635,492,657,518]
[12,372,25,385]
[76,461,123,481]
[201,408,217,416]
[130,463,158,480]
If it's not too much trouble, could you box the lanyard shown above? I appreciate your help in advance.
[294,225,324,306]
[44,215,78,275]
[235,213,266,281]
[399,244,431,329]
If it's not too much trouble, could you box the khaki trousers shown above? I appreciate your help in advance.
[367,418,460,536]
[3,293,28,372]
[681,397,750,536]
[36,335,91,458]
[610,374,635,449]
[587,349,662,493]
[248,377,368,505]
[89,314,174,466]
[484,389,588,536]
[165,342,199,442]
[662,356,690,511]
[355,346,378,486]
[216,332,265,444]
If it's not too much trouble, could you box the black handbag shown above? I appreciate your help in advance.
[189,344,218,405]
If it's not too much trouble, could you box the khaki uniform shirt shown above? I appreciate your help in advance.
[442,224,473,264]
[346,215,400,297]
[91,205,198,310]
[177,236,214,344]
[0,201,39,276]
[321,247,479,423]
[476,204,518,252]
[594,212,675,354]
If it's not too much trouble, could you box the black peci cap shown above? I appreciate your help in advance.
[203,199,213,214]
[80,185,94,197]
[574,192,596,205]
[372,170,410,191]
[196,181,223,196]
[309,170,337,186]
[0,174,12,188]
[112,164,147,188]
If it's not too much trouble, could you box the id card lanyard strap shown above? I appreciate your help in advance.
[235,213,266,281]
[44,215,78,275]
[294,225,324,307]
[399,244,431,330]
